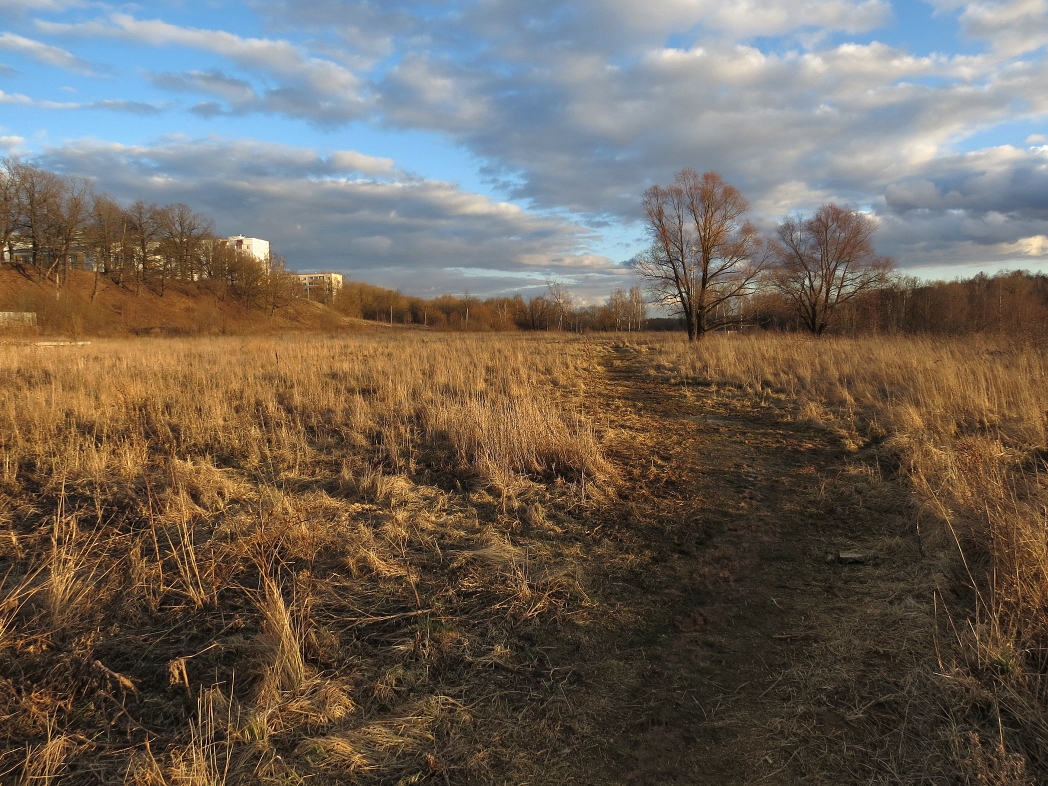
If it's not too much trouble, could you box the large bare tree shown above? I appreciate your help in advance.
[771,203,894,335]
[635,168,767,340]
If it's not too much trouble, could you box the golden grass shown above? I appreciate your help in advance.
[4,328,1044,780]
[0,332,612,783]
[646,332,1048,774]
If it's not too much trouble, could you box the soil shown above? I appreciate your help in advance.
[536,341,952,784]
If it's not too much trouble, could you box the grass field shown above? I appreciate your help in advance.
[0,332,1045,783]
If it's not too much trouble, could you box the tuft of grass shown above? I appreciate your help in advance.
[20,718,74,786]
[255,572,309,704]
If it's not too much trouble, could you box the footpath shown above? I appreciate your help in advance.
[547,344,950,785]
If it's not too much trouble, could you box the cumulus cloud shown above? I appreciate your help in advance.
[150,70,257,107]
[330,150,395,175]
[35,136,626,297]
[0,0,79,14]
[354,0,1048,272]
[871,144,1048,266]
[958,0,1048,56]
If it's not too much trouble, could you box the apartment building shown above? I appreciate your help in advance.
[226,235,270,266]
[296,272,344,301]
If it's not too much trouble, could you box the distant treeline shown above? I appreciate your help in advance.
[331,271,1048,337]
[332,281,647,332]
[751,270,1048,337]
[4,158,1045,337]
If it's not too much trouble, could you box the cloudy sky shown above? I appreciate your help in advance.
[2,0,1047,300]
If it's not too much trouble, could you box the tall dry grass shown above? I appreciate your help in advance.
[648,332,1048,773]
[0,333,609,495]
[0,333,612,783]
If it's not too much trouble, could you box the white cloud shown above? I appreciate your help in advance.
[0,0,79,13]
[38,13,368,123]
[10,0,1048,277]
[0,32,94,74]
[330,150,395,175]
[602,0,893,38]
[0,89,161,113]
[959,0,1048,56]
[1001,234,1048,255]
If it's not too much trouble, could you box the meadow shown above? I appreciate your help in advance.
[0,334,615,784]
[0,330,1045,783]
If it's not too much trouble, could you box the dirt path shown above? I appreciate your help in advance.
[545,343,951,784]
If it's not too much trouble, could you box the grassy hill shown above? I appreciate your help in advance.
[0,268,357,337]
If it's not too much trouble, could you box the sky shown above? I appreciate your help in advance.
[1,0,1048,302]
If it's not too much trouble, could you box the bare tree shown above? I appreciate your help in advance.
[46,176,92,296]
[161,203,213,287]
[771,203,894,335]
[634,169,767,340]
[262,255,297,316]
[517,294,552,330]
[86,194,127,300]
[126,201,164,295]
[545,276,572,330]
[10,163,91,295]
[627,285,645,331]
[11,162,64,274]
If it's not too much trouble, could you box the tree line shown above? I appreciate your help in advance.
[782,270,1048,337]
[331,279,647,332]
[0,158,297,309]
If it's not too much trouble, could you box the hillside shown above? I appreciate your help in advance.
[0,268,358,337]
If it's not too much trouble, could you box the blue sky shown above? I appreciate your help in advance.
[2,0,1048,301]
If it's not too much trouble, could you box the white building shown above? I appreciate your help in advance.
[295,272,344,301]
[226,235,270,265]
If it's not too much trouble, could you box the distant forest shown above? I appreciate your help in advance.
[331,271,1048,337]
[755,270,1048,337]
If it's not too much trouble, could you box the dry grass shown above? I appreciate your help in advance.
[646,332,1048,777]
[5,328,1042,781]
[0,333,612,783]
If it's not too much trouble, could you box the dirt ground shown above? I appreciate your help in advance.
[532,341,953,785]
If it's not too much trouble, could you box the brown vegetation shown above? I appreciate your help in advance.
[1,328,1046,782]
[0,333,613,783]
[0,268,346,337]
